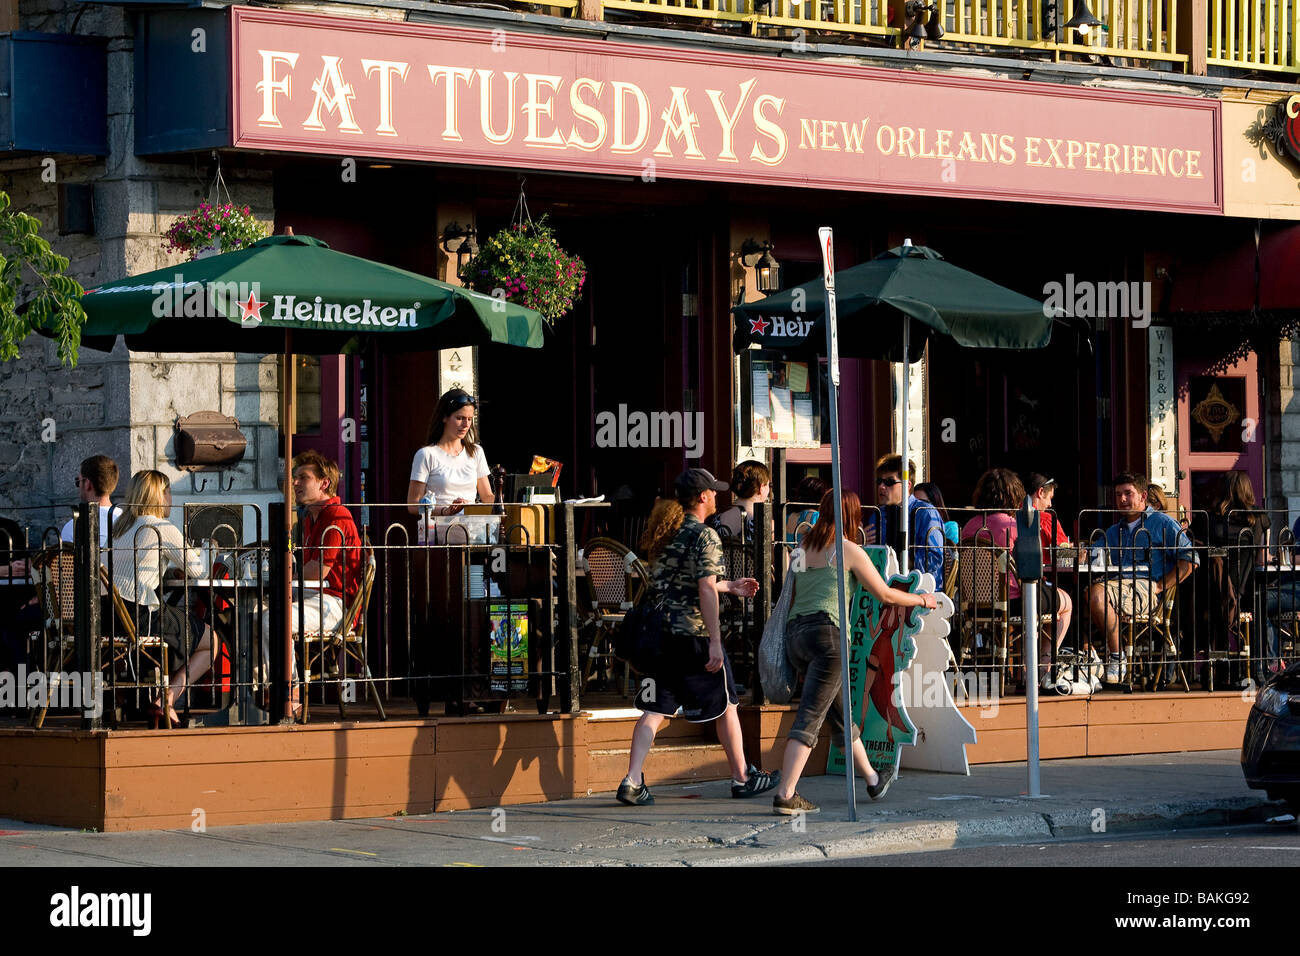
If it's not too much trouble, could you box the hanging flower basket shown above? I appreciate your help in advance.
[460,217,586,324]
[162,203,268,261]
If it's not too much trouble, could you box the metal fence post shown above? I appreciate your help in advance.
[753,500,773,705]
[75,502,102,730]
[557,502,581,713]
[268,502,288,722]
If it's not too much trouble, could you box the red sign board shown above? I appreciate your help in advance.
[231,7,1222,214]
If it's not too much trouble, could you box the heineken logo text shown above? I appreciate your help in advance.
[269,295,421,327]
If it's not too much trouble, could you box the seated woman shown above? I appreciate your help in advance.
[960,467,1073,691]
[108,470,211,727]
[784,475,828,545]
[711,460,770,541]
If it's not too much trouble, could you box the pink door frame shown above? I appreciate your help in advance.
[1175,351,1262,510]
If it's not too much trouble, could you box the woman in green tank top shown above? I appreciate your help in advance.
[772,490,936,817]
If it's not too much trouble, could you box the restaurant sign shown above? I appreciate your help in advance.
[231,8,1221,214]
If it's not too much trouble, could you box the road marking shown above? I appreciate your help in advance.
[329,848,378,856]
[445,862,483,867]
[478,835,541,843]
[1247,845,1300,851]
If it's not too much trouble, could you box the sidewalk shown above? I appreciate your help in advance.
[0,750,1271,866]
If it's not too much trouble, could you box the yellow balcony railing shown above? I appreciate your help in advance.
[569,0,1296,74]
[1208,0,1299,71]
[601,0,894,34]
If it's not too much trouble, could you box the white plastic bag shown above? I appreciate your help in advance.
[759,569,798,704]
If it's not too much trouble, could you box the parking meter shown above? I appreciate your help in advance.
[1014,497,1043,581]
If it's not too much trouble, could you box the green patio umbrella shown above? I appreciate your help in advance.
[79,234,544,353]
[74,233,547,722]
[733,242,1051,360]
[733,241,1051,573]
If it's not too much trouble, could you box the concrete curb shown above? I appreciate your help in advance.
[688,794,1275,866]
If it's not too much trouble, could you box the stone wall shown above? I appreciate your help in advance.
[1272,338,1300,525]
[0,0,284,541]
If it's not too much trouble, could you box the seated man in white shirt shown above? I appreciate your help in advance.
[60,454,124,549]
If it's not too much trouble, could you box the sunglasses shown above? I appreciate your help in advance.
[447,394,477,412]
[876,477,901,487]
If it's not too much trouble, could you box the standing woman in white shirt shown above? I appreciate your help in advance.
[108,470,212,728]
[406,389,493,517]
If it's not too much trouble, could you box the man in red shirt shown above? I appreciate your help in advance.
[262,452,363,715]
[294,450,363,617]
[1027,474,1072,551]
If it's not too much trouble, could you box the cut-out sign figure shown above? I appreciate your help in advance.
[829,555,970,780]
[829,547,917,777]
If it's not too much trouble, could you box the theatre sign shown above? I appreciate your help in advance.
[231,7,1221,214]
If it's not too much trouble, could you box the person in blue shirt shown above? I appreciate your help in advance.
[1087,471,1199,684]
[864,454,945,588]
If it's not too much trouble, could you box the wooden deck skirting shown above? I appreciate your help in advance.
[0,692,1254,831]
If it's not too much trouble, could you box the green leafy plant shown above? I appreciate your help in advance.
[0,191,86,367]
[460,217,586,324]
[163,202,267,260]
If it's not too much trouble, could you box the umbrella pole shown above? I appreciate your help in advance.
[818,227,857,822]
[283,333,296,723]
[900,321,910,576]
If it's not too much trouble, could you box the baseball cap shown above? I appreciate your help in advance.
[675,468,729,495]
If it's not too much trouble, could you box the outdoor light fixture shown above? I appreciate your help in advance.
[741,239,781,294]
[1063,0,1102,35]
[441,222,479,272]
[903,1,943,44]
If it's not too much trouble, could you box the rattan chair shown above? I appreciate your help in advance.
[580,536,649,695]
[28,544,169,727]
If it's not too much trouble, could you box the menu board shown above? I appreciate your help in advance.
[746,354,821,449]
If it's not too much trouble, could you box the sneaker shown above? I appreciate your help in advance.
[616,777,654,806]
[1104,655,1128,685]
[773,792,819,815]
[732,765,780,798]
[867,772,894,801]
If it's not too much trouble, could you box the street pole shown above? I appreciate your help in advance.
[819,226,856,822]
[1014,496,1043,797]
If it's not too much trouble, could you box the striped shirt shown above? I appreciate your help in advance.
[108,516,207,607]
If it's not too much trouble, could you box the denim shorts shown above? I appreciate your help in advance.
[786,612,861,750]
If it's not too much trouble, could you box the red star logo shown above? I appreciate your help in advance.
[238,289,267,325]
[749,317,770,335]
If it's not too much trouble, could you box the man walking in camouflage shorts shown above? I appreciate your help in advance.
[617,468,779,805]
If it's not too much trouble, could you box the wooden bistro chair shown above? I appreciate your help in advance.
[99,566,170,724]
[580,536,649,696]
[1122,582,1189,692]
[300,547,385,722]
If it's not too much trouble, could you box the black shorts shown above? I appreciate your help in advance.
[1009,581,1063,618]
[635,633,740,723]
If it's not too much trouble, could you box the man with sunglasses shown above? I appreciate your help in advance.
[864,454,945,588]
[60,454,123,549]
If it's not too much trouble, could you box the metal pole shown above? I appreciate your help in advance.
[900,319,910,576]
[819,226,856,822]
[1025,579,1041,796]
